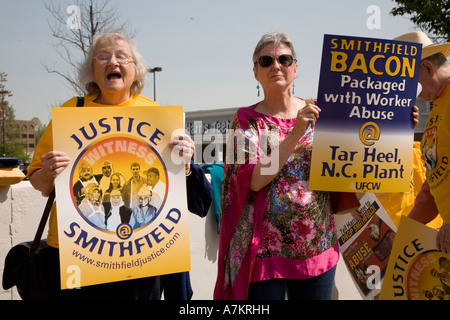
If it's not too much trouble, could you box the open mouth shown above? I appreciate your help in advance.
[107,72,122,80]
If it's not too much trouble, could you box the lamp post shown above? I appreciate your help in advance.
[148,67,162,101]
[0,90,12,157]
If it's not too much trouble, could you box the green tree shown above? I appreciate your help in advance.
[0,72,30,162]
[4,106,30,162]
[31,117,47,145]
[391,0,450,43]
[44,0,133,94]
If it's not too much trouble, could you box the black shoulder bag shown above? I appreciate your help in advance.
[2,190,55,299]
[2,96,84,299]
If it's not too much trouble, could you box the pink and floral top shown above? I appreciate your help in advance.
[214,102,339,300]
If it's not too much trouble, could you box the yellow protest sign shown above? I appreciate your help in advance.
[310,34,422,193]
[380,215,450,300]
[52,106,190,289]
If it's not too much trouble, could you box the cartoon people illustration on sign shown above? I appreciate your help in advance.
[132,186,158,228]
[96,160,114,195]
[102,172,125,203]
[122,162,146,209]
[73,163,100,205]
[71,137,168,232]
[146,167,166,210]
[103,189,134,231]
[78,183,104,218]
[405,252,450,300]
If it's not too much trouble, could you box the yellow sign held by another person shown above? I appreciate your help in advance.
[380,216,450,300]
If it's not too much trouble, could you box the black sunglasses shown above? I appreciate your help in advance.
[256,54,297,68]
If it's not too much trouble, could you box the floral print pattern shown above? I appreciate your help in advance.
[219,105,337,288]
[259,120,336,260]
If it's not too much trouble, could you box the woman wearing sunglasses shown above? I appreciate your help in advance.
[214,31,338,300]
[28,32,212,300]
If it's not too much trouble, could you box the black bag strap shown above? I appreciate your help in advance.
[30,190,55,254]
[76,96,84,107]
[29,96,83,253]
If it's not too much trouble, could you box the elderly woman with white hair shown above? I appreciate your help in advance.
[28,32,212,300]
[215,31,338,300]
[29,32,169,195]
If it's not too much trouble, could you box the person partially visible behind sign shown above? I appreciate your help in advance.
[396,31,450,254]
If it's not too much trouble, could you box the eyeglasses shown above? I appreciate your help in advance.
[93,52,134,64]
[256,54,297,68]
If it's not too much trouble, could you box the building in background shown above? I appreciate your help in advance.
[185,107,238,164]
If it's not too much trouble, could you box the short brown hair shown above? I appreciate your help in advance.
[423,52,448,67]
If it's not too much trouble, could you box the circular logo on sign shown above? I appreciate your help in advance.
[406,250,450,300]
[70,136,168,235]
[359,121,380,146]
[116,223,133,240]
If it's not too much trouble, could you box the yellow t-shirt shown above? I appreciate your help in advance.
[28,94,159,248]
[377,141,442,229]
[421,81,450,225]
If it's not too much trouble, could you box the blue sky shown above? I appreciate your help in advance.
[1,0,419,122]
